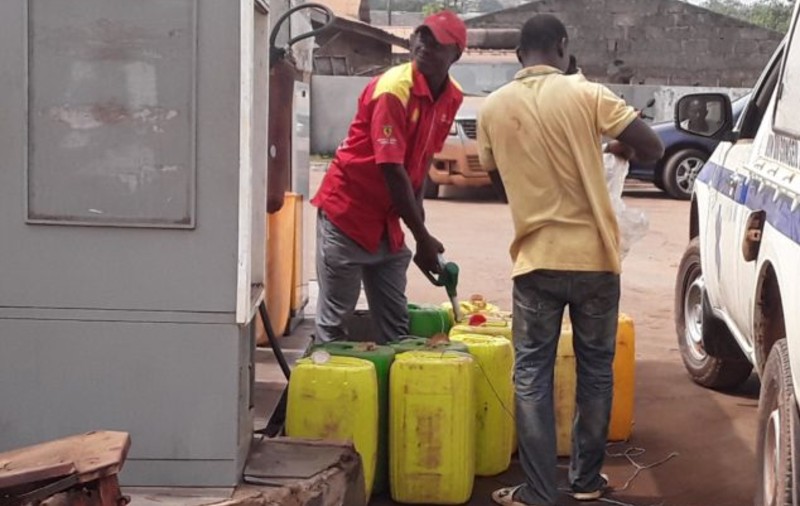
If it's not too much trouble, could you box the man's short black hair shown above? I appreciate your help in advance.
[519,14,568,53]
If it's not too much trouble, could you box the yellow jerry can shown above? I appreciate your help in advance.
[390,351,476,504]
[609,314,635,441]
[554,324,577,457]
[556,314,636,455]
[449,334,515,476]
[450,318,512,341]
[441,294,503,325]
[286,355,379,498]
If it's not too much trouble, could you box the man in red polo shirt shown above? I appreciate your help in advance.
[311,11,466,343]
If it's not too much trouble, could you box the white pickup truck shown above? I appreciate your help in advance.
[673,5,800,504]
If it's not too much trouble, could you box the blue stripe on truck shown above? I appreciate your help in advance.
[695,161,800,245]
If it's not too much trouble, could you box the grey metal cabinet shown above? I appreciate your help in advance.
[0,0,270,486]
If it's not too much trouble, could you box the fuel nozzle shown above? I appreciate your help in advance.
[421,255,462,322]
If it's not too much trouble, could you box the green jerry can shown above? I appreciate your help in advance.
[407,303,452,338]
[311,341,395,495]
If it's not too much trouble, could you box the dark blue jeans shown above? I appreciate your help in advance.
[512,270,620,506]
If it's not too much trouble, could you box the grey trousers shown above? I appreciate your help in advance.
[314,211,412,344]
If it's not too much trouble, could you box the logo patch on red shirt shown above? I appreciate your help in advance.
[377,124,398,146]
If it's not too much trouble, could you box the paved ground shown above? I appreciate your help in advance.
[269,167,761,506]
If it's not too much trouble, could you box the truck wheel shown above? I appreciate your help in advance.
[663,149,707,200]
[675,238,753,389]
[424,173,440,199]
[755,339,793,506]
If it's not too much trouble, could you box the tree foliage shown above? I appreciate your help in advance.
[701,0,793,33]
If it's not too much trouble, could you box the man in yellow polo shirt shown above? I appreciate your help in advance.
[478,14,663,506]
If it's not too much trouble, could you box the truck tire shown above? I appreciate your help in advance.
[674,238,753,389]
[424,173,440,200]
[662,148,707,200]
[755,339,793,506]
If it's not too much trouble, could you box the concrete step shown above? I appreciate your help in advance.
[229,438,366,506]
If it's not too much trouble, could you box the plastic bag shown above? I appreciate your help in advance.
[603,153,649,260]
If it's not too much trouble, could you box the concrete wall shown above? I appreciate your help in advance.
[311,75,371,154]
[310,75,749,154]
[465,0,783,87]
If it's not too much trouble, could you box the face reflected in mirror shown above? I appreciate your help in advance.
[687,99,709,127]
[679,95,725,137]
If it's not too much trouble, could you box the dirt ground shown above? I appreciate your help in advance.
[306,167,760,506]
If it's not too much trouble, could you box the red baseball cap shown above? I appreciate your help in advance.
[419,10,467,52]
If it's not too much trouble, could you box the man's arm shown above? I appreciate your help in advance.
[416,184,425,222]
[416,158,433,222]
[595,85,664,164]
[612,117,664,164]
[489,170,508,203]
[382,163,443,272]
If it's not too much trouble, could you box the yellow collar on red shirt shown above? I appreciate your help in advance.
[410,62,461,102]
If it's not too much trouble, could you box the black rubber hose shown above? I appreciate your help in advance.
[259,300,292,380]
[269,3,335,68]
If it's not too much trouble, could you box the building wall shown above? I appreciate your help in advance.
[314,30,394,76]
[311,75,372,154]
[465,0,783,87]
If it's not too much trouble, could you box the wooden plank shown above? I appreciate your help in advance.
[0,431,130,490]
[0,461,75,490]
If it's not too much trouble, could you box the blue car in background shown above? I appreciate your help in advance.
[629,93,750,200]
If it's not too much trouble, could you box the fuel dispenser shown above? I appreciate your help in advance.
[0,0,323,488]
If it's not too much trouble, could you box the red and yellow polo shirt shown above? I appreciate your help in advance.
[311,62,463,253]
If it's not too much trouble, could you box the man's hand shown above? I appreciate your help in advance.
[414,234,445,275]
[604,140,636,161]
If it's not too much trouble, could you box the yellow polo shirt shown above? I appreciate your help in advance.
[477,66,637,276]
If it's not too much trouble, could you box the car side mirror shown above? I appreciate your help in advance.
[675,93,734,140]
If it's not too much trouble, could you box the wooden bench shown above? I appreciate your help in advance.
[0,431,131,506]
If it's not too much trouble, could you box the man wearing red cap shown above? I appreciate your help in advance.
[311,11,467,343]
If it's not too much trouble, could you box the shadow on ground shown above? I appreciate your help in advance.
[370,359,759,506]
